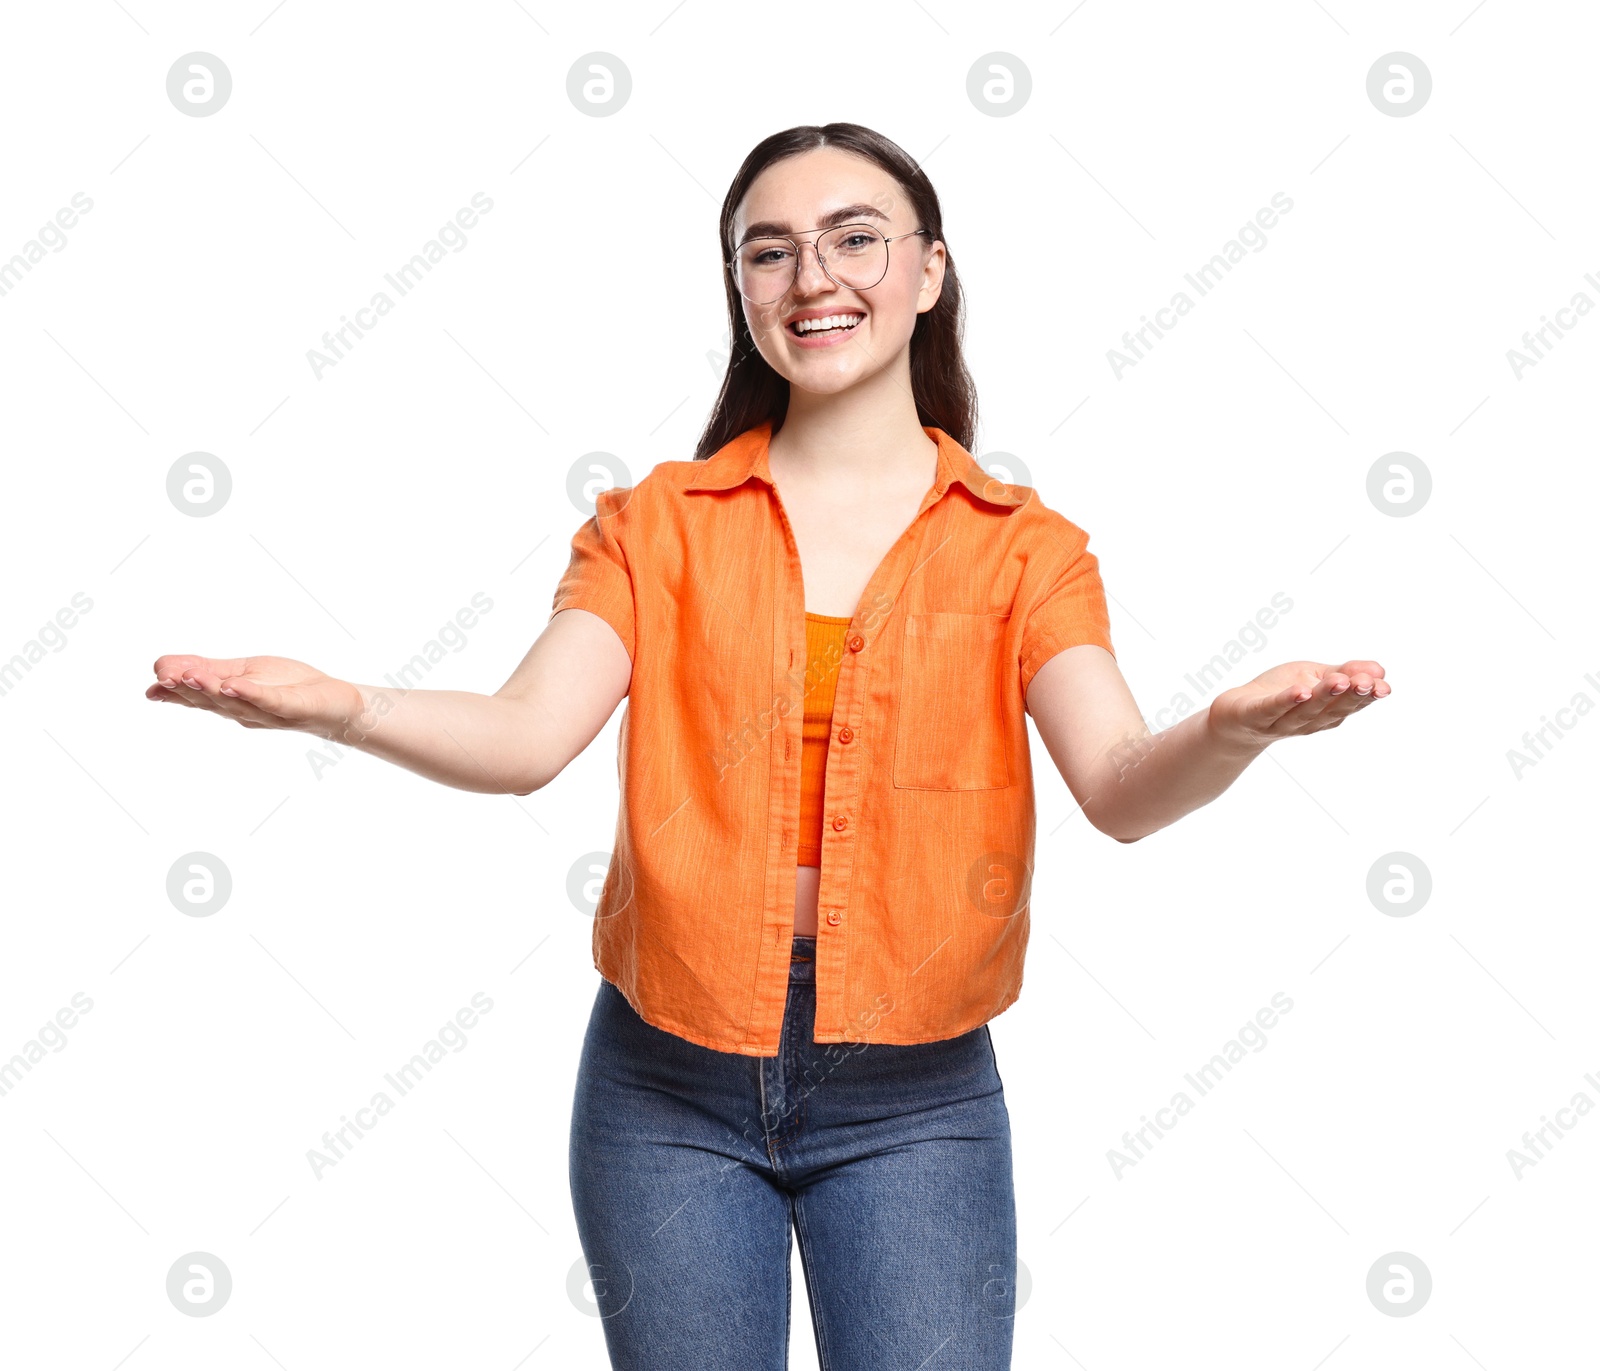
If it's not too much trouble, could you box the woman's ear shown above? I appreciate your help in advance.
[918,241,947,314]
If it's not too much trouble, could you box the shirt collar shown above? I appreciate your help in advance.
[685,419,1029,511]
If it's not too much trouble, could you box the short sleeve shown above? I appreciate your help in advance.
[550,486,635,662]
[1018,519,1115,696]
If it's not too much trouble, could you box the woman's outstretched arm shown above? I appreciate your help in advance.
[1026,645,1391,843]
[145,606,631,796]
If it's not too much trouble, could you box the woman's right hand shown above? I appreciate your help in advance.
[146,654,366,742]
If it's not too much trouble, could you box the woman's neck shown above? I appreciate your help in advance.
[768,388,938,493]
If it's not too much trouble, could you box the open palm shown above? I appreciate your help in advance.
[146,654,364,740]
[1210,658,1391,750]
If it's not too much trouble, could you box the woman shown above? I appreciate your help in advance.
[147,122,1389,1369]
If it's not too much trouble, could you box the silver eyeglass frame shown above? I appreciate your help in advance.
[725,222,933,303]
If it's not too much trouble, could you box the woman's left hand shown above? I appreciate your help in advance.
[1209,659,1391,752]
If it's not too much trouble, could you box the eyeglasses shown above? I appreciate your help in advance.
[726,222,933,305]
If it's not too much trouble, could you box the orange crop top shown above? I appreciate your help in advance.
[799,611,851,865]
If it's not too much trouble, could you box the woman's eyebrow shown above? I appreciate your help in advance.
[738,202,889,239]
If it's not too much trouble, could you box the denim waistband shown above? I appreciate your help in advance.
[789,934,816,983]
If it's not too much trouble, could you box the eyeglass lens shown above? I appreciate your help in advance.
[732,225,891,305]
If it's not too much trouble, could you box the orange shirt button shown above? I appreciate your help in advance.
[831,815,848,831]
[846,634,864,653]
[838,727,853,744]
[826,911,842,926]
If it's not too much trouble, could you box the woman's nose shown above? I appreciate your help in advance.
[791,240,833,293]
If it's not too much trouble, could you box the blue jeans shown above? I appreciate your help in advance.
[569,934,1018,1369]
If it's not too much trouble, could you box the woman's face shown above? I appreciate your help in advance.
[730,147,945,397]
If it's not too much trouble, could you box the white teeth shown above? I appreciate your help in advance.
[792,314,863,334]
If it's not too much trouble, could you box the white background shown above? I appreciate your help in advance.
[1,1,1593,1366]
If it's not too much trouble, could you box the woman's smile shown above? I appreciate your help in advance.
[783,305,867,347]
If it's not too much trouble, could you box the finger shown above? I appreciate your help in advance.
[161,680,226,713]
[1275,674,1353,729]
[180,665,266,713]
[1336,659,1385,682]
[1272,673,1392,735]
[1257,679,1317,725]
[156,672,240,712]
[1235,678,1312,732]
[154,655,253,687]
[177,666,225,696]
[161,663,289,720]
[153,681,281,728]
[146,683,214,707]
[1297,672,1349,711]
[1339,676,1393,706]
[214,673,282,712]
[1329,681,1396,720]
[1325,692,1373,719]
[145,685,217,719]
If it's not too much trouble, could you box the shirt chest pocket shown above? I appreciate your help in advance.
[893,611,1013,791]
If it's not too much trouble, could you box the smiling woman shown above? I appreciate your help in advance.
[548,121,1390,1370]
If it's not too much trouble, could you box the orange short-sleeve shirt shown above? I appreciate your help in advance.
[550,420,1115,1056]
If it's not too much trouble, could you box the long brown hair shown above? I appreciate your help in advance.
[693,122,978,461]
